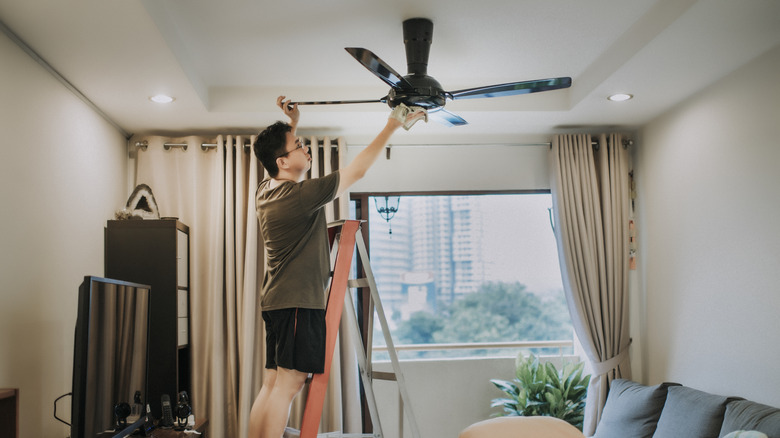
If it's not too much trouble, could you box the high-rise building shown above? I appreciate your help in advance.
[368,196,486,322]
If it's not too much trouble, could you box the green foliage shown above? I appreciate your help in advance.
[393,282,573,347]
[394,311,444,344]
[490,353,590,430]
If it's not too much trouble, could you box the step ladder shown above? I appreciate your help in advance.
[286,220,420,438]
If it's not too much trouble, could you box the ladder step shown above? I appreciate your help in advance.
[371,371,396,381]
[347,278,370,288]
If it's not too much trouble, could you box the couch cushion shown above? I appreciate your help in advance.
[718,400,780,438]
[592,379,677,438]
[652,385,732,438]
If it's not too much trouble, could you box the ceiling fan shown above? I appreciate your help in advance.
[291,18,572,126]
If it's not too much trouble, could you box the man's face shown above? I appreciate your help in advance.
[278,131,311,174]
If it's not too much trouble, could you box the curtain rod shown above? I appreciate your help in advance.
[381,138,632,158]
[133,140,251,152]
[387,139,633,148]
[133,138,633,152]
[133,138,329,151]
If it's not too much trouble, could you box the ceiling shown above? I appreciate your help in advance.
[2,0,779,141]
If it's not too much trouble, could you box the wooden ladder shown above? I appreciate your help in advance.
[287,220,420,438]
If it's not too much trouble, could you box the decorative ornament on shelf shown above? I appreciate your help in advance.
[115,184,161,220]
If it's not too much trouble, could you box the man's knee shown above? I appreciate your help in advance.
[275,367,309,396]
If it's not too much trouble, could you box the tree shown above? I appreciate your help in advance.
[392,281,572,347]
[395,311,444,344]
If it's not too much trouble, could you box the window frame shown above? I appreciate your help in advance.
[349,189,563,356]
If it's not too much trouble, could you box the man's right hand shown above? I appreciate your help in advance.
[389,104,427,130]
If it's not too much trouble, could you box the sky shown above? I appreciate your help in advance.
[478,194,564,295]
[368,193,565,296]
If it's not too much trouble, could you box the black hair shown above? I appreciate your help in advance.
[253,121,292,178]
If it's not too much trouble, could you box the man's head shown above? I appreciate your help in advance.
[254,121,293,177]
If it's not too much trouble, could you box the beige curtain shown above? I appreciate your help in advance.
[133,134,356,437]
[549,133,632,436]
[134,135,230,435]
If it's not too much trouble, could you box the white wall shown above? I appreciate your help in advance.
[346,137,553,193]
[0,32,129,437]
[372,355,578,438]
[635,45,780,404]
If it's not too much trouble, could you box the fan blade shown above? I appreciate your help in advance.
[345,48,414,90]
[448,77,572,100]
[430,108,468,127]
[290,98,386,107]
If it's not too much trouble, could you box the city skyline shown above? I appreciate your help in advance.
[366,193,565,320]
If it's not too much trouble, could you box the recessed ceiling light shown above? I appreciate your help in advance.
[608,93,633,102]
[149,94,175,103]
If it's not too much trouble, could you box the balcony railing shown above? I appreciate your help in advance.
[372,339,574,359]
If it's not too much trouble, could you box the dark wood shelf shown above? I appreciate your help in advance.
[0,388,19,438]
[105,219,192,420]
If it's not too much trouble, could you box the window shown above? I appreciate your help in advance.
[351,192,574,360]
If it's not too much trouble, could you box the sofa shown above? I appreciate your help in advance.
[592,379,780,438]
[458,379,780,438]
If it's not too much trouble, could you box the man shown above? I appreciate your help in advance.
[248,96,425,438]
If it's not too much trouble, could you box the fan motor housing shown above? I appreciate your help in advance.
[403,18,433,76]
[387,74,446,109]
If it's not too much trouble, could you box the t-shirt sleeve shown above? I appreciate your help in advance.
[297,171,340,213]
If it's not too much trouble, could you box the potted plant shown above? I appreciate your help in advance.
[490,352,590,430]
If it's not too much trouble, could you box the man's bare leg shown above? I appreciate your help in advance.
[248,368,277,438]
[248,367,308,438]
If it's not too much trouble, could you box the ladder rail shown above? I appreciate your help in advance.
[342,287,383,438]
[297,220,420,438]
[299,221,360,438]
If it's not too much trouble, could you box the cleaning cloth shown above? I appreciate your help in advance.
[390,103,428,130]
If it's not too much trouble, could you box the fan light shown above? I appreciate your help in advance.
[608,93,633,102]
[149,94,175,103]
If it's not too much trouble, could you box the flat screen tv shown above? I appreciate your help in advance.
[71,276,151,438]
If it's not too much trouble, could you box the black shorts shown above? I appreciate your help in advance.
[262,307,326,374]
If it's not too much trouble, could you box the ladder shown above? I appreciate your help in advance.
[287,220,420,438]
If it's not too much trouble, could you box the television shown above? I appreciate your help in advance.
[71,276,151,438]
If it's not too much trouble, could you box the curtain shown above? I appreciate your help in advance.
[549,133,632,435]
[133,133,355,437]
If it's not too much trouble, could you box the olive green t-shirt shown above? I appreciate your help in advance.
[255,171,340,310]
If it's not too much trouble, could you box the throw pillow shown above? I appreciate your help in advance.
[652,385,732,438]
[592,379,678,438]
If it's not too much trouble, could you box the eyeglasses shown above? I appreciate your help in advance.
[274,140,305,159]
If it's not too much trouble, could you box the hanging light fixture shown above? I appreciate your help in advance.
[374,196,401,234]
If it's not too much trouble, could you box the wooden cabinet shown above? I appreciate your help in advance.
[0,388,18,438]
[105,219,191,419]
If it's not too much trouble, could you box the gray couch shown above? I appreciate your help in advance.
[591,379,780,438]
